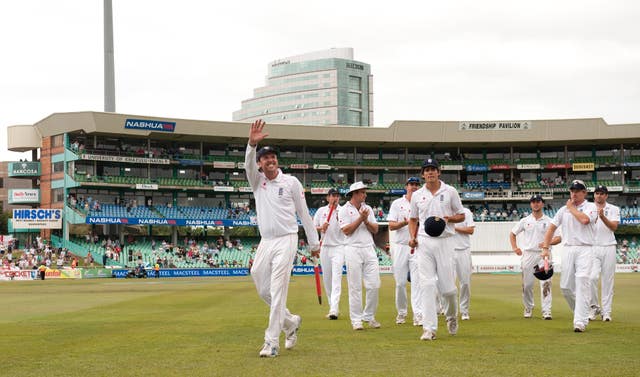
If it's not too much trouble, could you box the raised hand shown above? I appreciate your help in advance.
[249,119,268,147]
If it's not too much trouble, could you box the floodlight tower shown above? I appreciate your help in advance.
[104,0,115,112]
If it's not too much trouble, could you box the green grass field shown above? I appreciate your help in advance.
[2,274,639,377]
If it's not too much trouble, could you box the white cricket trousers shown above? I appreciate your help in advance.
[391,242,422,318]
[560,245,593,329]
[344,244,381,325]
[521,251,552,315]
[453,247,472,315]
[590,245,616,316]
[417,235,457,332]
[320,244,345,316]
[250,234,299,346]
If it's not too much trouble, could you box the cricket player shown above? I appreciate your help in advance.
[510,194,561,320]
[408,158,465,341]
[314,188,345,320]
[339,181,381,330]
[452,207,475,320]
[589,185,619,322]
[542,180,597,332]
[245,119,320,357]
[387,177,422,326]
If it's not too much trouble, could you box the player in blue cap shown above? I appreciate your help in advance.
[387,177,423,326]
[408,158,465,340]
[510,194,561,320]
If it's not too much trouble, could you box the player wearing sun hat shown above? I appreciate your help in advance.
[339,181,381,330]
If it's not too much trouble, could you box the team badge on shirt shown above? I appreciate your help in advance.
[278,187,284,197]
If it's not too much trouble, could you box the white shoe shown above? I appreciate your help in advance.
[284,315,301,350]
[420,329,436,340]
[396,314,406,324]
[543,312,552,320]
[573,323,586,332]
[461,313,470,321]
[447,318,458,335]
[259,343,279,357]
[352,322,364,331]
[589,305,601,321]
[368,319,381,329]
[524,308,532,318]
[602,314,612,322]
[328,312,338,320]
[413,313,423,326]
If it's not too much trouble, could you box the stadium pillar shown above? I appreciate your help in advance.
[172,227,178,245]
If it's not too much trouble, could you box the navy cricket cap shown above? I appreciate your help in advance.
[533,263,554,280]
[594,185,608,193]
[424,216,446,237]
[406,177,420,185]
[256,146,278,162]
[530,194,544,202]
[327,188,339,195]
[569,179,587,191]
[421,158,440,170]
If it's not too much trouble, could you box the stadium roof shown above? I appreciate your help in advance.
[7,111,640,152]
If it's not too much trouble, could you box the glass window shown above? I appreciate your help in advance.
[52,161,64,173]
[52,135,64,147]
[347,111,361,126]
[52,188,64,203]
[348,93,361,108]
[348,76,361,91]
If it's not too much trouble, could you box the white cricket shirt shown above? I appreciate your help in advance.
[409,181,465,238]
[511,213,557,252]
[338,201,377,248]
[314,204,345,247]
[594,203,620,246]
[387,195,412,245]
[451,208,475,250]
[551,200,598,246]
[245,144,319,249]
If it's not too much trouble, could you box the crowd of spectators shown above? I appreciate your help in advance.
[0,237,79,271]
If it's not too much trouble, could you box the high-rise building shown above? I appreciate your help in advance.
[233,48,373,126]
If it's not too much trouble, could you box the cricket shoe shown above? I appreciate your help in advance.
[259,343,279,358]
[284,315,301,350]
[352,322,364,331]
[413,313,423,326]
[396,314,406,324]
[523,308,533,318]
[326,312,338,320]
[367,319,381,329]
[420,329,436,341]
[461,313,470,321]
[543,312,553,320]
[447,318,458,335]
[602,314,612,322]
[588,305,601,321]
[573,324,586,333]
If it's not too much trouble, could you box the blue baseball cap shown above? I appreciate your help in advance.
[421,158,440,170]
[256,146,278,162]
[406,177,420,185]
[530,194,544,202]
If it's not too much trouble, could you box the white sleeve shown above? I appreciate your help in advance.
[551,207,564,227]
[510,219,524,235]
[387,201,399,222]
[409,194,419,220]
[450,187,465,215]
[313,207,324,228]
[244,144,261,190]
[292,178,319,249]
